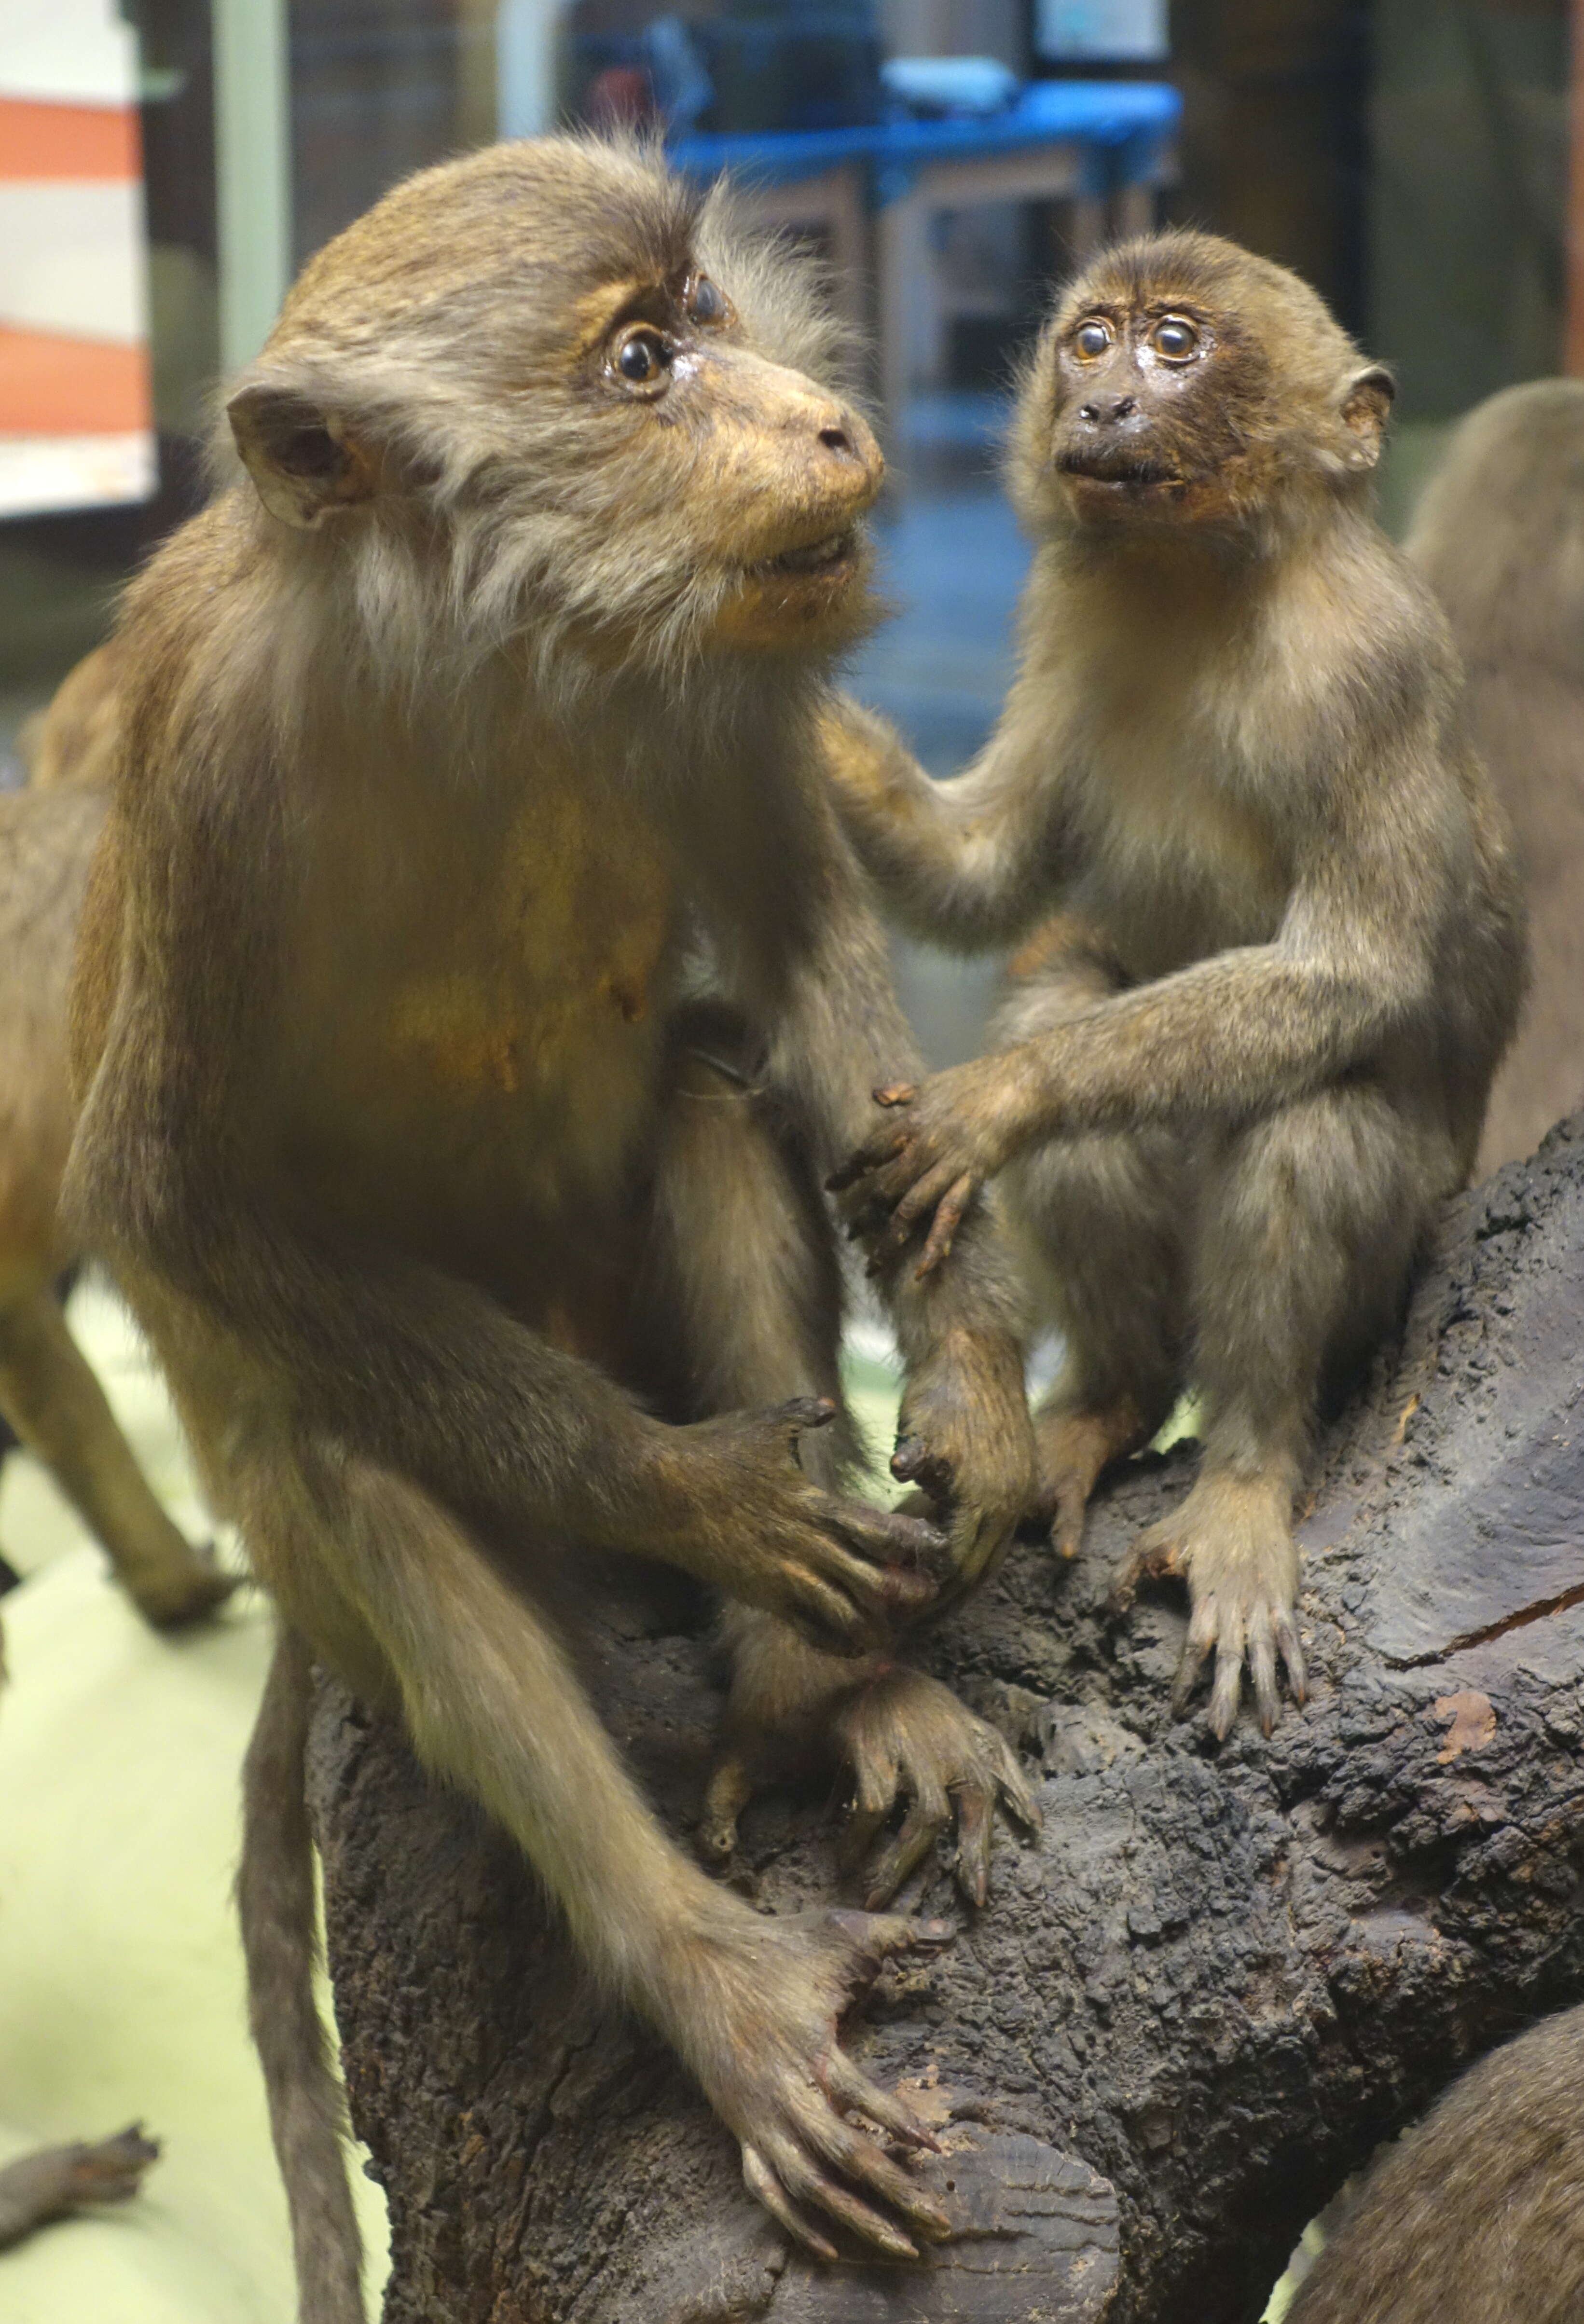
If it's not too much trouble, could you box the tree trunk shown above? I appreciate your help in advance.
[309,1119,1584,2324]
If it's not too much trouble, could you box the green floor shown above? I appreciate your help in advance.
[0,1282,388,2322]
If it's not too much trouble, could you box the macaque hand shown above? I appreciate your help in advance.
[682,1906,957,2262]
[835,1668,1043,1910]
[892,1332,1036,1596]
[828,1061,1027,1279]
[647,1398,950,1653]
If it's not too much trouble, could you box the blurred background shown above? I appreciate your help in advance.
[0,4,1579,2317]
[1,0,1577,1050]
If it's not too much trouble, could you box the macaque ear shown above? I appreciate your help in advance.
[227,384,379,529]
[1339,364,1395,469]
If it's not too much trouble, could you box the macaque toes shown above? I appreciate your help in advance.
[827,230,1525,1739]
[64,137,1040,2310]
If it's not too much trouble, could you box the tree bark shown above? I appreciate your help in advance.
[310,1118,1584,2324]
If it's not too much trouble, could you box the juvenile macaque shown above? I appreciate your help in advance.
[1286,2006,1584,2323]
[827,230,1525,1738]
[1406,380,1584,1173]
[0,714,229,1626]
[65,137,1037,2302]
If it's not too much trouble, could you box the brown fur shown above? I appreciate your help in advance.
[0,749,229,1625]
[1287,2007,1584,2324]
[826,229,1526,1741]
[63,135,1037,2303]
[1406,379,1584,1173]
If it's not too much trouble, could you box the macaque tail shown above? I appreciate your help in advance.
[238,1623,366,2324]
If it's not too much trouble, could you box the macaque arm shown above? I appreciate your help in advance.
[697,761,1034,1581]
[820,691,1071,953]
[994,808,1442,1139]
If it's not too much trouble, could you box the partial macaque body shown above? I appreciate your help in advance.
[0,670,228,1627]
[66,137,1036,2308]
[1286,2006,1584,2324]
[827,230,1524,1738]
[1406,380,1584,1173]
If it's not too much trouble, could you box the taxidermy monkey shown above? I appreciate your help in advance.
[1286,2006,1584,2324]
[0,668,230,1625]
[1406,380,1584,1174]
[65,137,1038,2302]
[826,230,1525,1739]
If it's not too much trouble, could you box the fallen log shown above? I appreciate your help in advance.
[309,1117,1584,2324]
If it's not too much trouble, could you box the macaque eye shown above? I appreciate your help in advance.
[612,325,673,393]
[1074,319,1112,359]
[684,274,730,328]
[1150,316,1200,361]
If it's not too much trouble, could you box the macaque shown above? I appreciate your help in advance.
[64,137,1039,2303]
[826,230,1525,1739]
[1406,380,1584,1174]
[0,691,230,1626]
[1286,2007,1584,2324]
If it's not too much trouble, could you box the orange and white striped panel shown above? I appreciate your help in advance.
[0,0,155,516]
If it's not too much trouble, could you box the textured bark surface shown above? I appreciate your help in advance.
[311,1120,1584,2324]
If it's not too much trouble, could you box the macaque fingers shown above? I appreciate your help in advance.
[759,2131,921,2259]
[860,1793,949,1909]
[742,2144,840,2261]
[799,2105,953,2239]
[826,1128,911,1196]
[915,1174,976,1279]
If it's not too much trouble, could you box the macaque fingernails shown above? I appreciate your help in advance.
[872,1084,917,1107]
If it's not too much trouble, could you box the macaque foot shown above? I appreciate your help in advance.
[701,1665,1042,1908]
[1032,1393,1153,1559]
[0,2124,160,2249]
[126,1542,241,1630]
[836,1669,1042,1909]
[1110,1467,1306,1738]
[683,1906,955,2262]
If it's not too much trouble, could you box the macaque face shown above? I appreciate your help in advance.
[1045,279,1266,529]
[577,261,885,652]
[1017,231,1393,540]
[227,140,885,671]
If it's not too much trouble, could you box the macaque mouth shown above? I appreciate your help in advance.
[1058,450,1182,488]
[757,527,858,578]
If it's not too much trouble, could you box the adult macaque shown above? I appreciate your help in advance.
[827,230,1525,1739]
[1406,380,1584,1174]
[1286,2007,1584,2323]
[65,137,1037,2302]
[0,693,229,1626]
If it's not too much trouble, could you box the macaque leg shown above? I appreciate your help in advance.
[642,1043,1038,1910]
[0,1281,231,1625]
[0,2125,159,2249]
[993,943,1187,1555]
[238,1429,952,2265]
[1120,1082,1442,1738]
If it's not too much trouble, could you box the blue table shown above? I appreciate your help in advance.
[671,82,1182,422]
